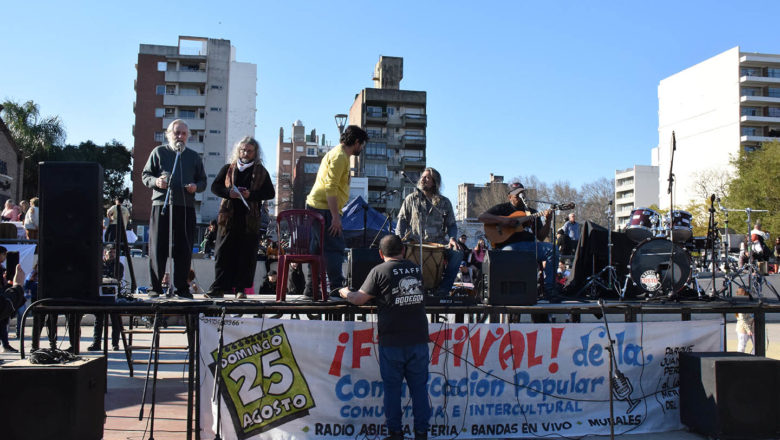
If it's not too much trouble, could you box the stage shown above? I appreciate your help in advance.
[5,274,780,440]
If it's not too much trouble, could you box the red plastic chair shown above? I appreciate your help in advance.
[275,209,328,301]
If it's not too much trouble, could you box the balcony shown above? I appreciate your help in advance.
[186,142,205,153]
[740,115,780,124]
[401,134,426,148]
[741,135,780,143]
[739,75,780,87]
[163,117,205,131]
[401,156,426,168]
[165,70,207,83]
[387,157,401,170]
[368,176,388,187]
[741,95,780,105]
[402,113,427,126]
[365,111,387,123]
[163,94,207,107]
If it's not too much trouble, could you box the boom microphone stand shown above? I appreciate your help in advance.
[575,201,621,299]
[666,132,677,300]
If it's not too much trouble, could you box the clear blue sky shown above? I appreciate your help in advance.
[3,1,778,204]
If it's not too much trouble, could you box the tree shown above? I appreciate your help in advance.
[57,140,132,205]
[1,100,65,199]
[579,177,615,228]
[689,167,731,204]
[726,141,780,235]
[471,181,510,218]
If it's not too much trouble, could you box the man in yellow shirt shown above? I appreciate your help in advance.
[305,125,368,296]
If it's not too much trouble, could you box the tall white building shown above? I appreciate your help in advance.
[615,165,659,228]
[131,36,257,225]
[655,47,780,209]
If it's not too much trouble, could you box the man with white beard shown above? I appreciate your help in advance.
[142,119,207,297]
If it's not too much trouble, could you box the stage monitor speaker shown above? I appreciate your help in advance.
[483,250,537,305]
[39,161,103,300]
[348,248,382,289]
[680,352,780,439]
[0,356,106,440]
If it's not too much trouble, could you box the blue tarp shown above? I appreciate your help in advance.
[341,196,393,247]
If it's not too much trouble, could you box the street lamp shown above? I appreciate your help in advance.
[334,114,348,135]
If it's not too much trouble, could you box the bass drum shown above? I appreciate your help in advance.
[629,238,692,294]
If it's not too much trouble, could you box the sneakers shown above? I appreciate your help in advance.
[2,345,18,353]
[175,290,193,299]
[147,290,160,298]
[236,292,247,299]
[87,343,102,352]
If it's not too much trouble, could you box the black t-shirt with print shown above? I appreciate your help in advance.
[486,202,542,245]
[359,259,428,346]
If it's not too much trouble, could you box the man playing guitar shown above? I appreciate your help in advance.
[478,182,557,296]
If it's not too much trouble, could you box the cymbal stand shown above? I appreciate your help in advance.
[575,201,622,299]
[720,207,777,300]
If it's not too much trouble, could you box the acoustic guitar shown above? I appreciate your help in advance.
[483,203,575,247]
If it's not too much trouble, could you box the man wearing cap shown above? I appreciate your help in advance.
[478,182,557,295]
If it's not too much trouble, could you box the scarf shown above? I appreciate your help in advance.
[217,161,267,234]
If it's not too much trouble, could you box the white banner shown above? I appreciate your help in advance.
[199,317,721,439]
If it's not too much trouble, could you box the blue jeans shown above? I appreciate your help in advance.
[502,241,557,292]
[438,249,462,295]
[305,205,346,292]
[379,343,431,433]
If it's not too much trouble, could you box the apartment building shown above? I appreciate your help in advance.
[347,56,427,215]
[131,36,256,225]
[274,121,324,214]
[655,47,780,208]
[614,165,659,228]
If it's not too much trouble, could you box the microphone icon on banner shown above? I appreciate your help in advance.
[612,369,640,414]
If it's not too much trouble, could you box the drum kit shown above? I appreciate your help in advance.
[624,207,695,297]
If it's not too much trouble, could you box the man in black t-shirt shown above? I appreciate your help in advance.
[478,182,557,295]
[339,234,430,440]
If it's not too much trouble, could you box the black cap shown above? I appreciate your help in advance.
[508,182,525,196]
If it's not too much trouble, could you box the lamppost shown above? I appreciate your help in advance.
[334,114,348,135]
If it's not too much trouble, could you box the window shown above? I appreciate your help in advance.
[283,160,291,165]
[179,86,200,96]
[281,173,291,179]
[769,88,780,98]
[210,85,223,90]
[387,107,395,115]
[365,142,386,156]
[165,107,175,117]
[210,107,222,112]
[741,127,760,136]
[768,107,780,117]
[769,68,780,78]
[157,62,167,71]
[366,128,383,138]
[155,85,166,95]
[403,149,424,158]
[179,109,197,119]
[208,174,216,178]
[304,163,319,173]
[208,152,220,156]
[165,85,176,95]
[741,87,761,96]
[207,196,217,201]
[741,107,761,116]
[307,147,316,156]
[740,67,761,77]
[154,108,164,118]
[209,129,221,134]
[364,163,387,177]
[154,132,165,142]
[367,106,384,117]
[296,146,304,152]
[283,147,291,152]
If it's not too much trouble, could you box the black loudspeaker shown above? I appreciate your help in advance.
[348,248,382,289]
[680,352,780,439]
[0,356,106,440]
[39,162,103,300]
[483,250,537,305]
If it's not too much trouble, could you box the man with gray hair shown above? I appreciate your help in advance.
[142,119,207,297]
[396,167,461,296]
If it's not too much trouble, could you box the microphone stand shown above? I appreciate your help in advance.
[162,145,183,297]
[212,308,227,440]
[706,195,718,298]
[529,198,562,297]
[666,132,677,300]
[368,190,396,248]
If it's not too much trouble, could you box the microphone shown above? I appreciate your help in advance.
[400,170,407,178]
[710,194,716,203]
[174,141,185,152]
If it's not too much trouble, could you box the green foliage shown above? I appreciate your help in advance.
[1,100,65,199]
[726,141,780,236]
[1,99,131,205]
